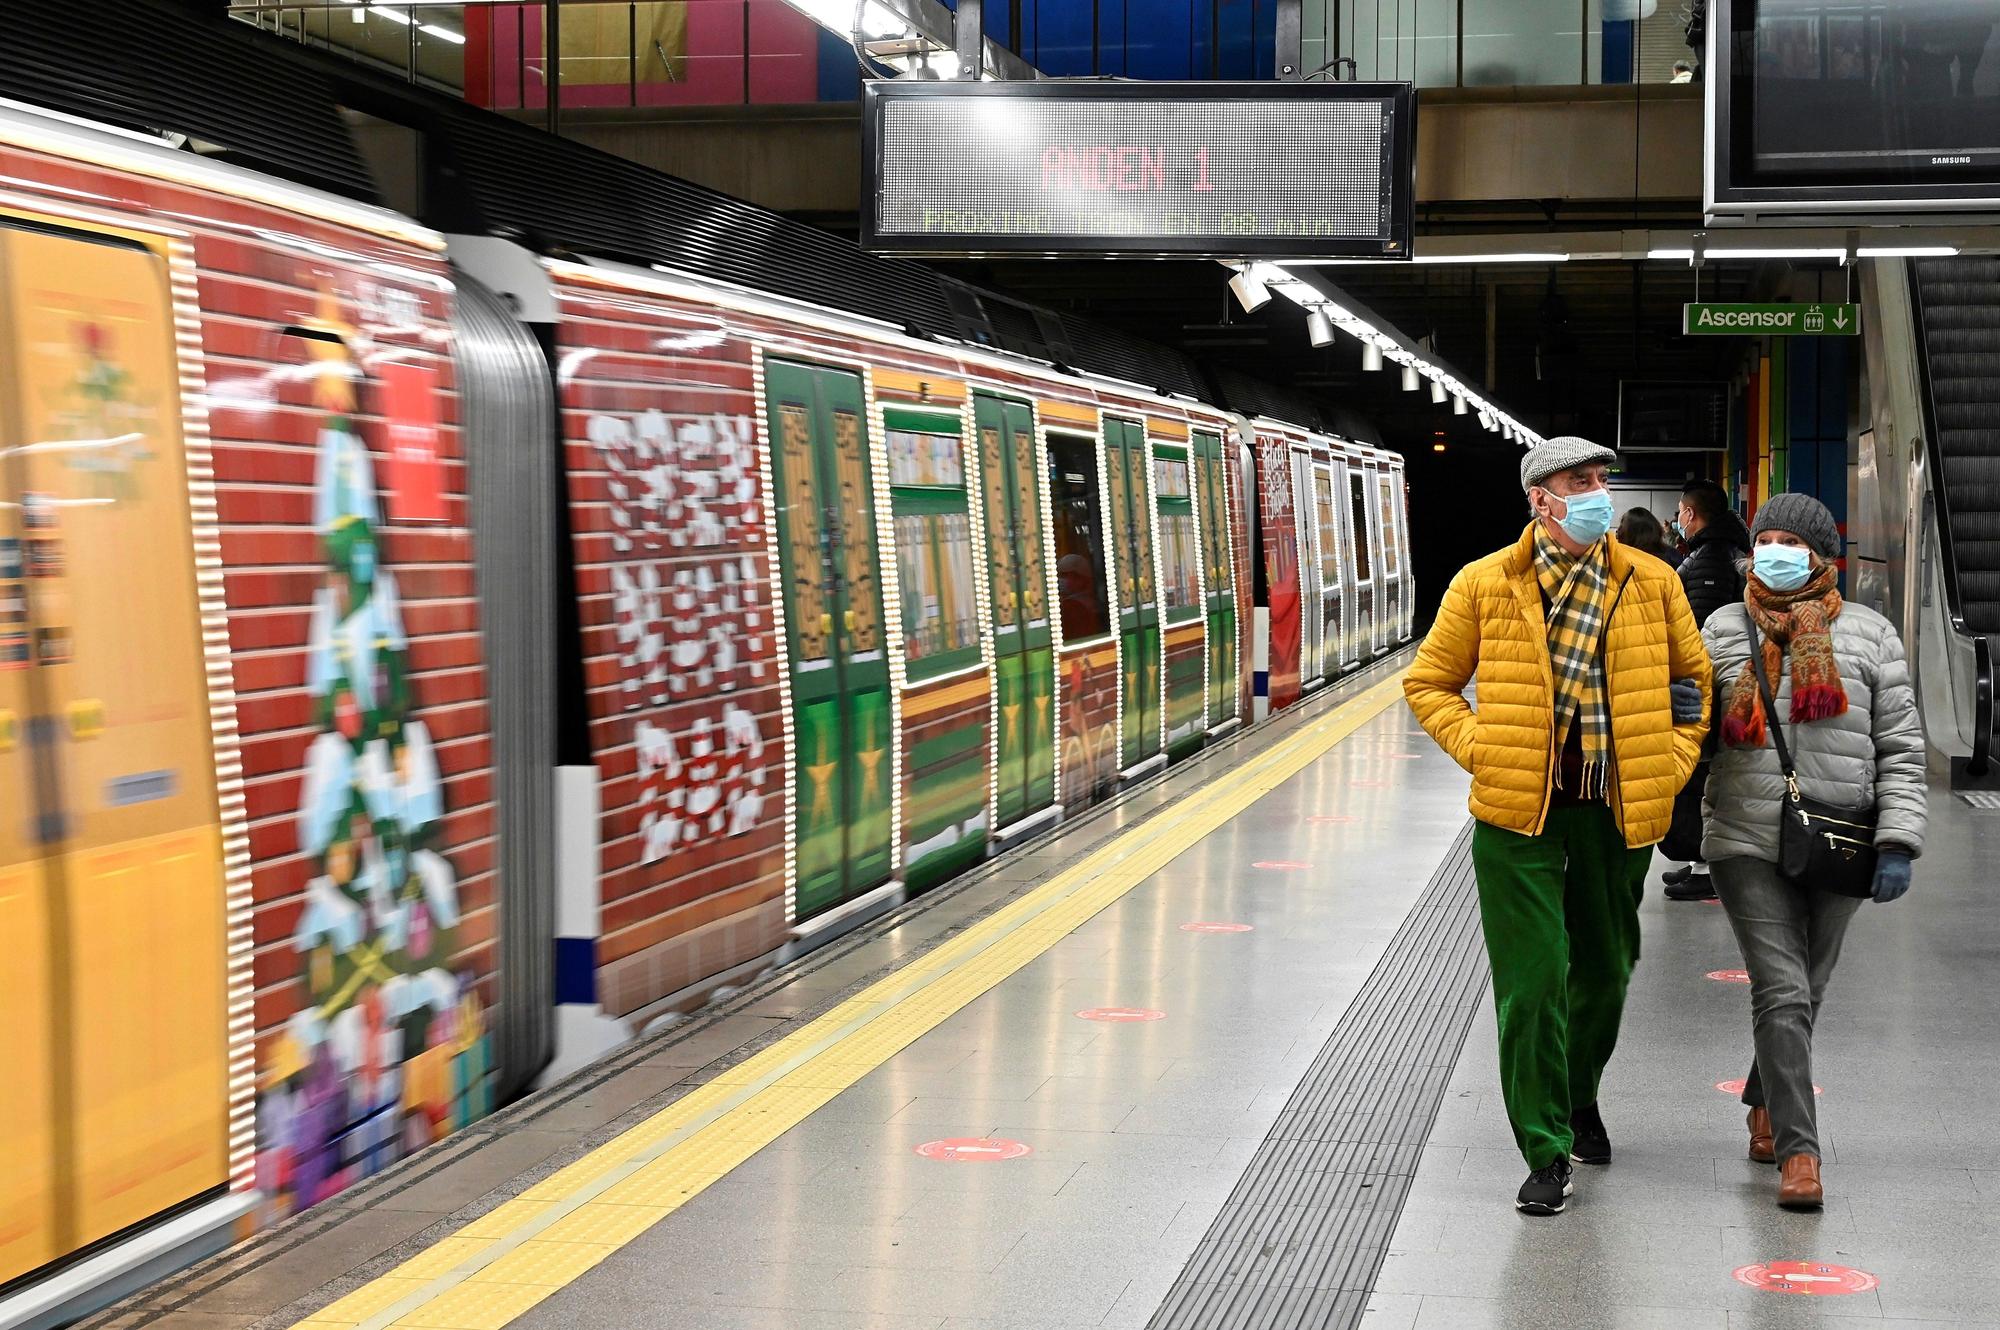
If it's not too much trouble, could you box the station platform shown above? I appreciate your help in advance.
[83,657,1991,1330]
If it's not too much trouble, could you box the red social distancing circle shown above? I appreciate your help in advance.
[1181,921,1254,934]
[915,1138,1032,1163]
[1076,1007,1166,1023]
[1707,969,1752,983]
[1252,860,1312,871]
[1734,1262,1878,1296]
[1716,1078,1821,1096]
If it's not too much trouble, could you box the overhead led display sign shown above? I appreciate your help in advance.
[862,81,1415,259]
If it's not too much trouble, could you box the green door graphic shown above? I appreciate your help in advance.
[1192,430,1238,729]
[1105,418,1160,769]
[973,395,1055,830]
[763,361,894,921]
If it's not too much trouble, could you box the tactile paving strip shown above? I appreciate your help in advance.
[1148,822,1486,1330]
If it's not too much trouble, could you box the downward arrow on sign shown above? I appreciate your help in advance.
[1834,308,1851,330]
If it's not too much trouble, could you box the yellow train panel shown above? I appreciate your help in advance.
[0,861,57,1284]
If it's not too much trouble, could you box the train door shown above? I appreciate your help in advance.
[763,360,894,921]
[1312,457,1343,678]
[1376,465,1407,646]
[1365,461,1391,654]
[1191,428,1237,729]
[1348,464,1378,659]
[1289,446,1324,686]
[0,224,230,1284]
[1329,452,1358,670]
[973,394,1056,828]
[1151,440,1203,758]
[1103,416,1161,771]
[1394,466,1416,641]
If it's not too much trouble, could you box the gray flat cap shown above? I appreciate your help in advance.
[1520,436,1619,493]
[1751,491,1842,560]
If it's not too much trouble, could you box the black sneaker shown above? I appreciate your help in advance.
[1570,1103,1611,1165]
[1516,1158,1573,1215]
[1662,864,1693,886]
[1664,872,1717,902]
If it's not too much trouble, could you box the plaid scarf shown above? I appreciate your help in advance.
[1533,524,1614,798]
[1720,561,1847,748]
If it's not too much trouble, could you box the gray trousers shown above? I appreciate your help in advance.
[1710,856,1864,1160]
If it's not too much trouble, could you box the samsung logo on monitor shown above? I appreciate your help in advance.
[1933,155,1974,166]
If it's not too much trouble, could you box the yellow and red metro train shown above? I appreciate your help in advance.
[0,14,1410,1308]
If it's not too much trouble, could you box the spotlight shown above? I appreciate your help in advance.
[1307,306,1335,348]
[1453,393,1468,416]
[1431,378,1447,405]
[1362,342,1383,372]
[1432,442,1447,452]
[1401,364,1420,392]
[1229,266,1271,313]
[1479,410,1495,430]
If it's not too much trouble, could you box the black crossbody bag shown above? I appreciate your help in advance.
[1746,622,1878,897]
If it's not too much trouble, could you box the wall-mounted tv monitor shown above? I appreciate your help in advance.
[1708,0,2000,219]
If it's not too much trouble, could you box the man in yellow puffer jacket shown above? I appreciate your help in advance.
[1405,436,1709,1216]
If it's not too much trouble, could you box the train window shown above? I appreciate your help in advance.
[885,412,980,680]
[1350,472,1373,582]
[1045,432,1111,643]
[1153,447,1200,621]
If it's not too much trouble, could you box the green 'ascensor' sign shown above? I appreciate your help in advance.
[1683,303,1860,336]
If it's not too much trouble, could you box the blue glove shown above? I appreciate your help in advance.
[1872,849,1913,903]
[1669,678,1704,724]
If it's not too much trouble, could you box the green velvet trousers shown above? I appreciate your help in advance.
[1470,802,1651,1169]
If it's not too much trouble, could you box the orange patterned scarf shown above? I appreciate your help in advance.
[1720,562,1847,748]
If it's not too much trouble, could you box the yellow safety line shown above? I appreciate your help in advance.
[295,672,1408,1330]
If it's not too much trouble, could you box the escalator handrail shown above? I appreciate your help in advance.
[1908,256,1996,774]
[1905,257,1982,643]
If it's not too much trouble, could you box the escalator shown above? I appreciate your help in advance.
[1862,257,2000,784]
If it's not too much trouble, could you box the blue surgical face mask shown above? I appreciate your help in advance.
[1546,487,1614,545]
[1753,543,1813,591]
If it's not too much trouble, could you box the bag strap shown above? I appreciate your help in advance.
[1745,618,1802,796]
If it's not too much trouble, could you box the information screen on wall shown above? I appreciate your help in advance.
[862,81,1415,259]
[1709,0,2000,217]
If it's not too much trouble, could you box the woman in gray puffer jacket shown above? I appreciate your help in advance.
[1701,492,1927,1212]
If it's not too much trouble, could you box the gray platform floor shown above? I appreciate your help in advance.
[1362,777,2000,1330]
[94,660,2000,1330]
[509,688,1476,1330]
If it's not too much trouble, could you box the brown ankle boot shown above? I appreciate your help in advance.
[1747,1107,1775,1164]
[1778,1154,1823,1210]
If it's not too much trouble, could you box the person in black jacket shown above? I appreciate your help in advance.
[1661,479,1751,900]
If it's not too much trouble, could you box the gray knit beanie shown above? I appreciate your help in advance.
[1751,492,1842,560]
[1520,436,1619,493]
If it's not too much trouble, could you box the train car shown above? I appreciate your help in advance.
[0,102,504,1294]
[0,14,1411,1313]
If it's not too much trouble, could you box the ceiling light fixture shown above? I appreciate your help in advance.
[1703,247,1848,261]
[1411,252,1571,265]
[1307,306,1336,348]
[1430,378,1448,405]
[1453,393,1468,416]
[1401,364,1420,392]
[1855,245,1961,258]
[1228,266,1271,313]
[1361,342,1383,372]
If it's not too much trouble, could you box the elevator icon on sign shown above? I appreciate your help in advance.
[1802,307,1826,333]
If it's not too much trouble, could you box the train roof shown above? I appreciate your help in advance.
[3,0,1377,442]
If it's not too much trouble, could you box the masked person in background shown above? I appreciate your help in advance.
[1700,493,1926,1211]
[1406,438,1711,1216]
[1660,479,1754,902]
